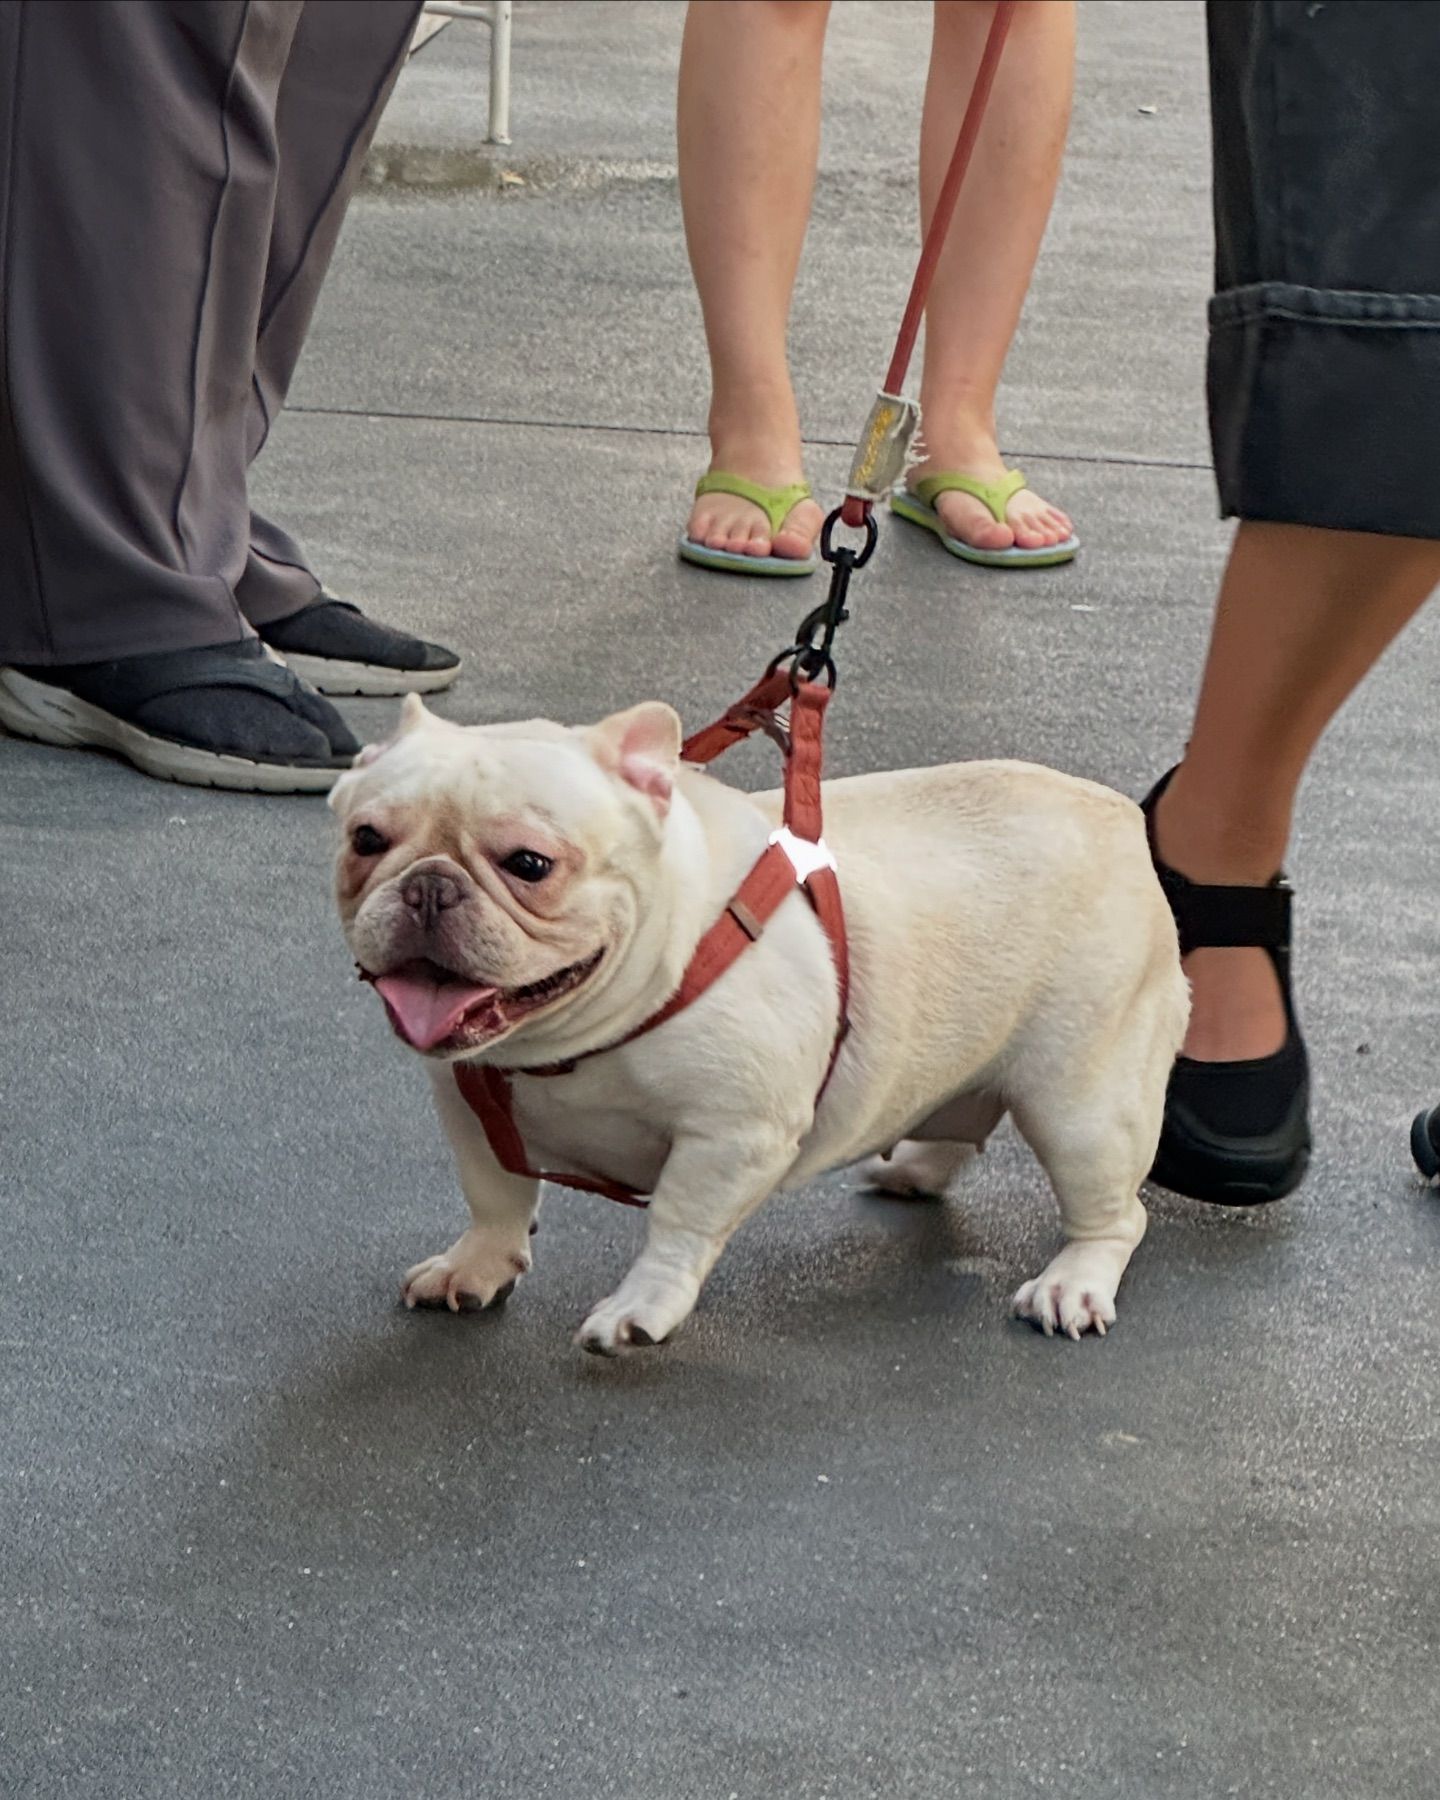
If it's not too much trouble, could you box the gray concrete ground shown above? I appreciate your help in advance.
[4,4,1439,1796]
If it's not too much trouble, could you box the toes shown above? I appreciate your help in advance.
[576,1308,670,1355]
[771,526,816,561]
[1009,501,1063,549]
[688,490,820,562]
[1013,1274,1114,1339]
[773,500,823,561]
[578,1316,644,1357]
[689,497,776,558]
[934,496,1015,550]
[401,1247,524,1314]
[928,483,1075,551]
[692,501,770,556]
[1011,493,1073,548]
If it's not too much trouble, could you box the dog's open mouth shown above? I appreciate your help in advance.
[368,949,604,1054]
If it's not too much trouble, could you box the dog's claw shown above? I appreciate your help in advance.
[575,1282,686,1356]
[1011,1266,1119,1341]
[401,1233,531,1315]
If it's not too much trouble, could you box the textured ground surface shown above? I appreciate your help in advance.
[4,5,1438,1796]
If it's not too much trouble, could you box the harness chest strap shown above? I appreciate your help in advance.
[452,678,849,1207]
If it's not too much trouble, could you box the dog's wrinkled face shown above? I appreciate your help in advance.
[330,694,681,1059]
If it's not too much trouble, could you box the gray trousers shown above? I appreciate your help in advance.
[0,0,421,665]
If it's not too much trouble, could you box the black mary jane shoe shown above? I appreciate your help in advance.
[1141,770,1312,1205]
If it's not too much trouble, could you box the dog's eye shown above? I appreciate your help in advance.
[351,824,389,857]
[501,849,553,884]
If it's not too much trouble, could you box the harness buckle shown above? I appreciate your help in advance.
[769,826,836,884]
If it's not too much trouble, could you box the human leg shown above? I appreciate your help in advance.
[1148,0,1440,1197]
[677,0,828,563]
[0,0,361,787]
[907,0,1075,557]
[227,0,459,695]
[237,0,420,627]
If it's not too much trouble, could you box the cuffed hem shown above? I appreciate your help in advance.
[1209,282,1440,538]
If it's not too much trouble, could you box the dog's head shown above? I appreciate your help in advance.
[330,694,682,1059]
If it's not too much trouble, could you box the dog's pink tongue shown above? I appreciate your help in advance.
[374,971,498,1051]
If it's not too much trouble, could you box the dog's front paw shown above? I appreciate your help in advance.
[1011,1243,1124,1341]
[402,1228,531,1314]
[576,1267,698,1357]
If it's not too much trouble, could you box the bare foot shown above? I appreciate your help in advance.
[686,432,822,562]
[910,436,1072,552]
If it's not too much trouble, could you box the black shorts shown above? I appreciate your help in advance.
[1207,0,1440,537]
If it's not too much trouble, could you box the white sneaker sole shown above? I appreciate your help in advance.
[0,668,344,793]
[278,651,462,698]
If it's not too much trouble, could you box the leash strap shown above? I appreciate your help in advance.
[841,0,1017,527]
[453,678,849,1205]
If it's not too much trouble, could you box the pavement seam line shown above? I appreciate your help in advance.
[282,403,1209,472]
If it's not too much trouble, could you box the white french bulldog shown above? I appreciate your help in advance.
[332,694,1188,1353]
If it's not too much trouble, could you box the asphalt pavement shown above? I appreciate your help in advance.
[4,4,1438,1796]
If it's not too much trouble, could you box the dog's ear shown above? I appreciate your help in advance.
[355,692,431,769]
[329,692,433,812]
[587,702,683,818]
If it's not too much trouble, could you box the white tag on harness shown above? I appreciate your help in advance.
[770,827,836,883]
[845,390,921,502]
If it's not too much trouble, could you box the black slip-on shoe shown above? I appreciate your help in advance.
[1411,1105,1440,1180]
[0,639,359,793]
[1142,769,1312,1205]
[259,595,461,697]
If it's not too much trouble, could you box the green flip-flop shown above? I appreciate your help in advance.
[890,469,1079,568]
[678,473,819,577]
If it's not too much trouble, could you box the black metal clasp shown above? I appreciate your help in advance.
[772,504,878,688]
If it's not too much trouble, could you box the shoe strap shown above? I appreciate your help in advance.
[693,473,813,536]
[64,642,308,711]
[910,467,1027,524]
[1153,863,1292,957]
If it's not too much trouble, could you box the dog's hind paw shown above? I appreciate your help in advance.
[862,1139,976,1200]
[402,1228,530,1314]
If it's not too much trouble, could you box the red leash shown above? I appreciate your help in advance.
[450,5,1016,1202]
[840,0,1018,529]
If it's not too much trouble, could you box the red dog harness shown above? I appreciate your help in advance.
[452,672,849,1207]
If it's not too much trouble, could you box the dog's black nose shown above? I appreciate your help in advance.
[401,867,464,926]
